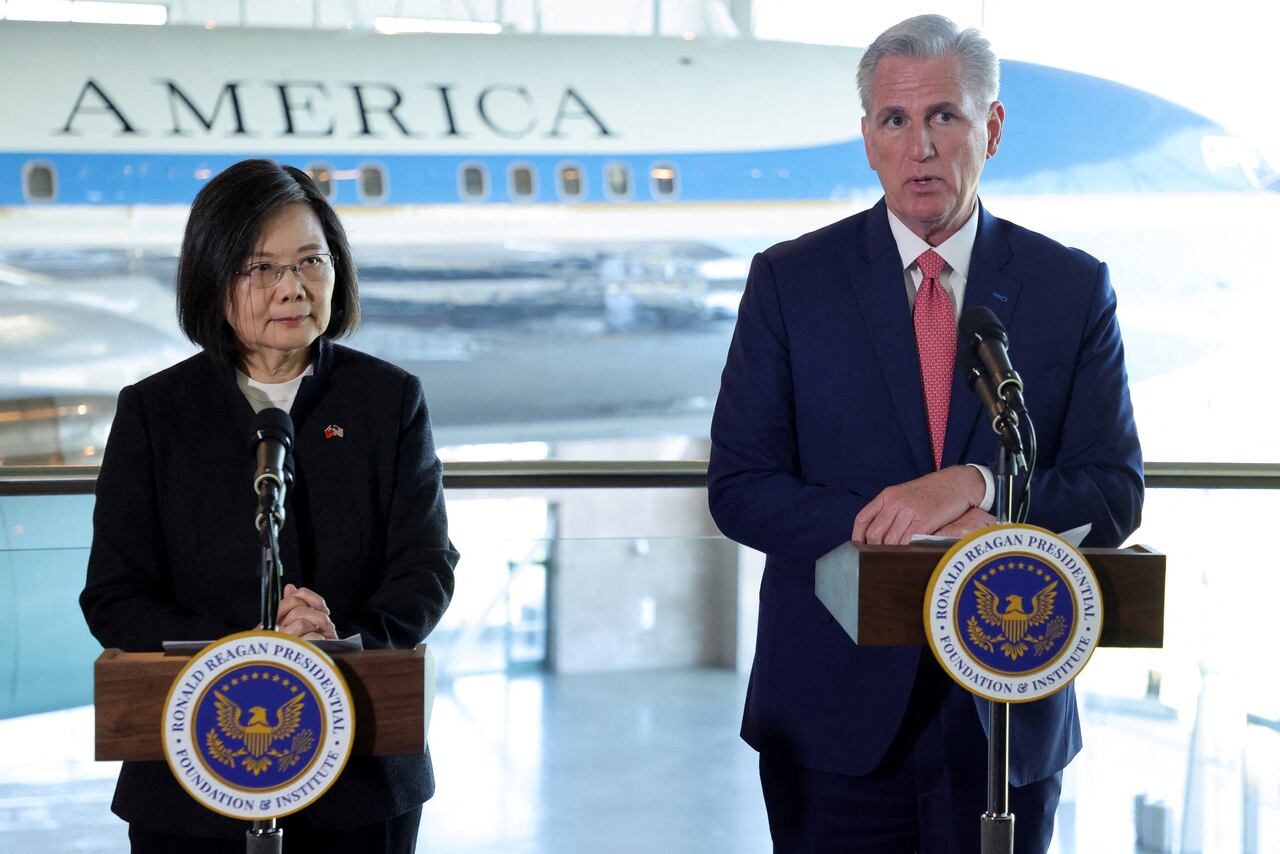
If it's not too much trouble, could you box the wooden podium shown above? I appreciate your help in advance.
[93,645,435,761]
[816,542,1166,649]
[819,540,1172,854]
[817,540,1165,852]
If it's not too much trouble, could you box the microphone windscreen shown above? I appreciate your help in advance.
[252,407,295,448]
[958,305,1005,344]
[956,307,987,373]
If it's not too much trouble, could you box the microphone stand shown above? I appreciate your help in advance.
[249,477,287,854]
[257,485,284,634]
[981,380,1024,854]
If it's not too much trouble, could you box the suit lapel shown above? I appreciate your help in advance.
[847,201,932,475]
[941,202,1021,467]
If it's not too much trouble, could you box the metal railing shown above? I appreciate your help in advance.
[1,461,1277,496]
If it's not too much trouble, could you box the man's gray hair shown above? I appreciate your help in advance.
[856,14,1000,115]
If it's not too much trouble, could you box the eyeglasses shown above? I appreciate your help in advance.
[237,253,338,290]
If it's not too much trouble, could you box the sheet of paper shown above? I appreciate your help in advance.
[909,522,1092,547]
[1056,523,1092,549]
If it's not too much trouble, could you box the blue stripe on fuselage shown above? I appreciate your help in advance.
[0,60,1256,207]
[0,144,871,207]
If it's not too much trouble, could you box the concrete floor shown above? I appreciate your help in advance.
[0,669,769,854]
[1,668,1274,853]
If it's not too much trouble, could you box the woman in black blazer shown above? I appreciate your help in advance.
[80,159,458,853]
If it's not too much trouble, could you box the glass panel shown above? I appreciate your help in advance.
[0,495,99,719]
[1,487,1279,850]
[433,496,551,674]
[1056,486,1280,850]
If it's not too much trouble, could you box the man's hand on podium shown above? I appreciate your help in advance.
[277,583,338,640]
[851,465,987,545]
[934,506,997,538]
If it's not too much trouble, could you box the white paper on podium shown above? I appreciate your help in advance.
[909,522,1092,549]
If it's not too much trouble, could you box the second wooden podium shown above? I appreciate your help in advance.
[92,644,435,762]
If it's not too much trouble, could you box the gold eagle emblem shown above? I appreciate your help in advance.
[205,689,314,776]
[967,579,1066,661]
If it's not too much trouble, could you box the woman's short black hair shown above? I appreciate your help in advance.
[176,159,360,366]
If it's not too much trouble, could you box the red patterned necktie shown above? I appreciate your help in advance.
[914,249,955,470]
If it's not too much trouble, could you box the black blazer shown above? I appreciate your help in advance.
[81,338,459,837]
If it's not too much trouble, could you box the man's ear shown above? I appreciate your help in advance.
[861,115,877,170]
[985,101,1005,159]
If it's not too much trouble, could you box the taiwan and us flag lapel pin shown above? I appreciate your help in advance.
[323,425,344,439]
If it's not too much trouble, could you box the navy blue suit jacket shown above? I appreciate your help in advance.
[708,199,1143,786]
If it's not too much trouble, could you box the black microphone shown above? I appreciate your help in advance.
[959,306,1025,413]
[959,308,1025,464]
[251,408,294,530]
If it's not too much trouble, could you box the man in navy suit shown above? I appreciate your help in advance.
[708,14,1142,852]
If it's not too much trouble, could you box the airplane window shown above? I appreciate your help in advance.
[509,164,536,201]
[604,163,631,200]
[460,164,488,201]
[306,163,335,200]
[23,161,56,202]
[358,164,387,202]
[558,164,584,200]
[650,164,678,198]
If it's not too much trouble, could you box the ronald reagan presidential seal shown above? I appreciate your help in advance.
[162,630,354,820]
[924,524,1103,703]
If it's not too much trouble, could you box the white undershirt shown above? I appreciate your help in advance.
[883,205,994,511]
[236,365,313,414]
